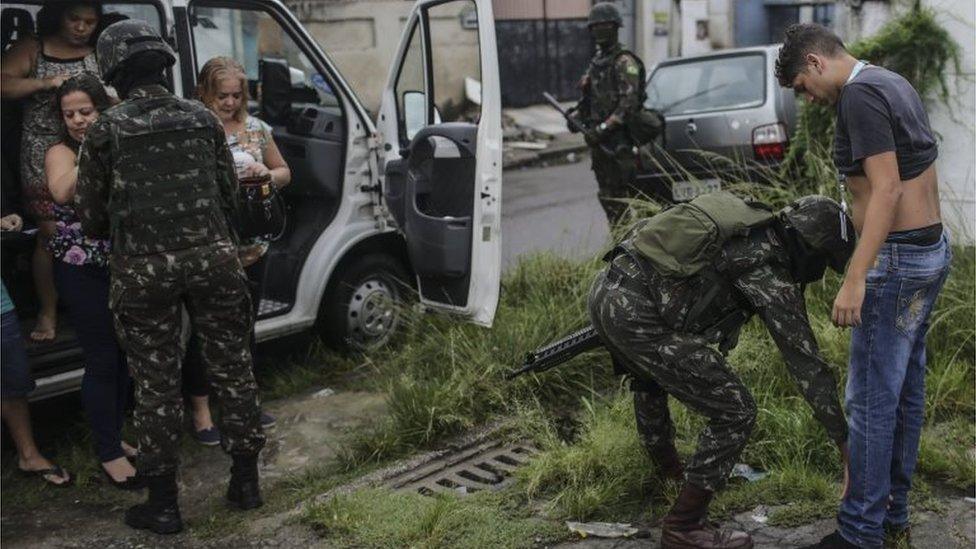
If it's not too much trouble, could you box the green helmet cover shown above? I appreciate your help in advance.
[96,19,175,84]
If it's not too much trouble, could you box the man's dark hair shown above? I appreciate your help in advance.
[775,23,848,87]
[36,2,103,39]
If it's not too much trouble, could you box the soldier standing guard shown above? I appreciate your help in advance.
[588,193,854,548]
[568,2,650,226]
[75,20,264,534]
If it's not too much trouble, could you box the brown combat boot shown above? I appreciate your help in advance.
[649,443,685,481]
[661,483,753,549]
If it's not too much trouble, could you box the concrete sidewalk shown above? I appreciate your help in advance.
[503,102,588,169]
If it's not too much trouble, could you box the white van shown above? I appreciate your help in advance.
[0,0,502,399]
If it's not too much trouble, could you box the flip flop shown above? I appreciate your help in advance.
[18,464,72,487]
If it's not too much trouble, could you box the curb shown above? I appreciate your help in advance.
[503,140,588,170]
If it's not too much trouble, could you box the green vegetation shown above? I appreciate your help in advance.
[302,488,563,548]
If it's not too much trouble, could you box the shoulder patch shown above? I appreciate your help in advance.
[626,64,640,76]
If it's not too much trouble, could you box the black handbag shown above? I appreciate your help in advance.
[237,174,286,241]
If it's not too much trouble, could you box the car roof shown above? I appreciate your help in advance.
[655,44,781,68]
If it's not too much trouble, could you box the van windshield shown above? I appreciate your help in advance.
[646,54,765,116]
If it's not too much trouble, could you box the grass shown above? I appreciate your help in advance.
[302,488,564,548]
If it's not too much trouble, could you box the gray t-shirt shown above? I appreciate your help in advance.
[833,65,937,180]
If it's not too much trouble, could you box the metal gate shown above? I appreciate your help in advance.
[493,0,637,107]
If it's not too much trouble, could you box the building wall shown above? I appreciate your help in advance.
[288,0,479,115]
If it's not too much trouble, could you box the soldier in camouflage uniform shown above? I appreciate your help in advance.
[75,20,264,534]
[568,2,647,226]
[588,195,854,549]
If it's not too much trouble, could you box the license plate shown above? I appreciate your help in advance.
[671,178,721,202]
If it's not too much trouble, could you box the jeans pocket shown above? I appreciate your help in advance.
[895,273,942,337]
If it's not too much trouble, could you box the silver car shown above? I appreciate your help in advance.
[638,45,798,201]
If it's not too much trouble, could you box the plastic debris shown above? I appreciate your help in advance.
[750,505,769,524]
[312,387,335,399]
[730,463,768,482]
[508,141,548,150]
[566,521,639,538]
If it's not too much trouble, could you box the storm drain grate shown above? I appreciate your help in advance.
[386,440,538,496]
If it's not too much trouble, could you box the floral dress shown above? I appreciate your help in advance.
[20,44,98,220]
[46,141,110,268]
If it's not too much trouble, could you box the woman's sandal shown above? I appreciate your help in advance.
[17,464,72,487]
[102,467,146,491]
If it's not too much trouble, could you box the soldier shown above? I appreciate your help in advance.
[568,2,653,226]
[75,20,264,534]
[588,193,853,548]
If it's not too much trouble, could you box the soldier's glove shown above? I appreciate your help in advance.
[567,113,583,134]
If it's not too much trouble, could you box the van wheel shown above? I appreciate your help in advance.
[318,254,410,352]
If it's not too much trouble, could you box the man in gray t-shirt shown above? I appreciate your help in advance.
[775,24,950,549]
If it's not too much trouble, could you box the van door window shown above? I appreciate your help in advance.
[393,21,425,144]
[189,6,337,111]
[427,1,480,124]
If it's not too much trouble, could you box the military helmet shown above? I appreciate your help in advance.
[96,19,176,84]
[588,2,623,27]
[781,195,856,273]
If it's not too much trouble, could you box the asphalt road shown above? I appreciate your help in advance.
[501,158,610,271]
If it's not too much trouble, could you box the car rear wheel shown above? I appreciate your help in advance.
[318,254,411,352]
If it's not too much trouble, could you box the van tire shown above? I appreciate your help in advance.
[318,254,410,352]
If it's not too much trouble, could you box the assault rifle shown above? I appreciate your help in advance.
[541,91,615,157]
[506,325,604,380]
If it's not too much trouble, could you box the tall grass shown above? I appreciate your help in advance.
[329,152,974,531]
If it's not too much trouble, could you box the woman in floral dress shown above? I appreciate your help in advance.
[45,73,140,490]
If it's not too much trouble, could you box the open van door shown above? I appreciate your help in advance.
[378,0,501,327]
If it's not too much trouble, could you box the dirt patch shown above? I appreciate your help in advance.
[0,390,385,549]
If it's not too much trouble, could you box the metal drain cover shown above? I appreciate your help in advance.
[385,440,537,496]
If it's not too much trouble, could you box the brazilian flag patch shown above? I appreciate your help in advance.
[626,63,639,76]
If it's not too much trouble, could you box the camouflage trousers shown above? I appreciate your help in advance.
[109,240,265,477]
[588,256,757,492]
[591,146,638,227]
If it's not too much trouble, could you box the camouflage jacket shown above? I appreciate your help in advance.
[75,85,239,254]
[578,43,645,131]
[616,227,848,443]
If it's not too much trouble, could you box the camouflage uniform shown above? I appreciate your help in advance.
[575,43,645,225]
[76,85,265,477]
[588,227,847,491]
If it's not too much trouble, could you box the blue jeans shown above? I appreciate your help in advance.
[1,310,36,399]
[838,231,951,547]
[53,262,130,463]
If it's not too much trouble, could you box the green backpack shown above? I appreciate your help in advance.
[630,191,775,277]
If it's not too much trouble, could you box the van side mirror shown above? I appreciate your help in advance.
[259,58,292,125]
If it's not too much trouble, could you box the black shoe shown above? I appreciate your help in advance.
[124,473,183,535]
[802,531,859,549]
[227,453,263,510]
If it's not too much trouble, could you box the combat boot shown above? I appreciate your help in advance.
[124,472,183,534]
[661,483,752,549]
[227,453,263,510]
[648,442,684,481]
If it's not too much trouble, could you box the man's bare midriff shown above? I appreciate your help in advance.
[847,163,942,234]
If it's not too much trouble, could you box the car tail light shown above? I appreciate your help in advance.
[752,123,788,161]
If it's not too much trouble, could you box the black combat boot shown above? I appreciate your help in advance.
[124,472,183,535]
[226,453,262,510]
[662,483,752,549]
